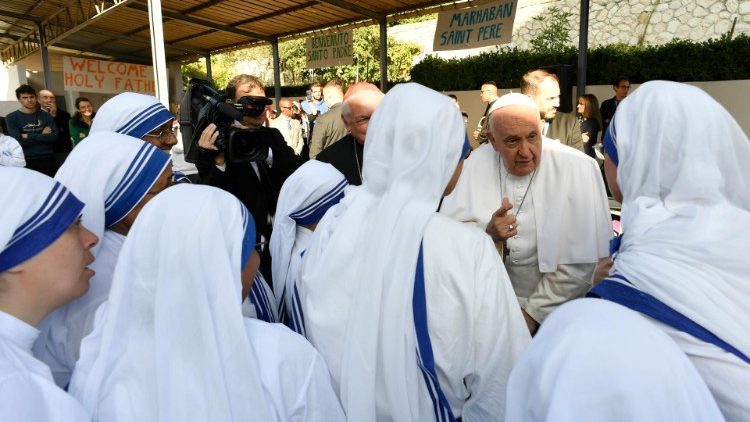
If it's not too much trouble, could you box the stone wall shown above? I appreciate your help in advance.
[390,0,750,61]
[512,0,750,49]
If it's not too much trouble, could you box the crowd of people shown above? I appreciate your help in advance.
[1,68,748,422]
[1,86,98,175]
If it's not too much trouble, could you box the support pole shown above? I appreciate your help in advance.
[378,17,388,91]
[38,23,52,89]
[272,37,282,107]
[148,0,170,107]
[576,0,590,100]
[205,53,213,83]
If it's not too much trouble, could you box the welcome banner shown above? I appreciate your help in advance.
[63,56,155,94]
[433,1,518,51]
[305,30,354,68]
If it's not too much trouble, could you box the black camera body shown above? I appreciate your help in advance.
[181,79,274,164]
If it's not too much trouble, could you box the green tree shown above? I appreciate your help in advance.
[181,48,272,89]
[312,25,422,84]
[529,6,574,54]
[181,24,422,91]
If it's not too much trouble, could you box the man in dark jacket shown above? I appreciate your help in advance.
[317,85,384,185]
[196,74,304,282]
[39,89,71,167]
[600,77,630,132]
[5,85,58,176]
[521,69,583,151]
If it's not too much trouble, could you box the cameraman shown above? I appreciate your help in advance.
[196,75,304,281]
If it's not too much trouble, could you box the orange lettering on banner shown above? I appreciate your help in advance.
[69,58,86,72]
[64,56,155,94]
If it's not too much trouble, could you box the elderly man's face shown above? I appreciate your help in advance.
[342,92,383,144]
[488,105,543,177]
[533,77,560,120]
[38,90,56,109]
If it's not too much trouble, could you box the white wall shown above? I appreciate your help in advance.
[447,79,750,139]
[0,65,27,102]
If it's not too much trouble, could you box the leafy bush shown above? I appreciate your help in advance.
[530,7,574,54]
[411,35,750,90]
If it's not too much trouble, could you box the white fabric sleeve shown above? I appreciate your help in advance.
[461,235,531,421]
[0,136,26,167]
[289,352,346,422]
[0,373,90,421]
[524,262,596,324]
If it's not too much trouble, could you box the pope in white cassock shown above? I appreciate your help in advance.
[440,93,611,334]
[297,83,530,422]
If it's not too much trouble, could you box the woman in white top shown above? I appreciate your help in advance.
[0,167,97,421]
[33,132,172,388]
[70,184,344,421]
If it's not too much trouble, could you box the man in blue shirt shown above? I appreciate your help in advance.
[300,81,328,122]
[5,85,58,176]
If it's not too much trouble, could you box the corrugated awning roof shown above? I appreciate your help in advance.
[0,0,473,67]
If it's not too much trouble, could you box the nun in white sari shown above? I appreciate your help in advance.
[592,81,750,421]
[298,83,530,421]
[89,92,176,150]
[32,132,172,388]
[91,92,279,323]
[506,298,725,421]
[0,167,95,421]
[90,91,193,183]
[69,184,345,421]
[270,160,348,334]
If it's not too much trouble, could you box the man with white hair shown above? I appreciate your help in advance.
[441,93,611,334]
[308,79,347,159]
[316,83,384,185]
[38,89,71,165]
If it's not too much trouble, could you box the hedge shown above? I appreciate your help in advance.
[410,35,750,90]
[263,81,397,99]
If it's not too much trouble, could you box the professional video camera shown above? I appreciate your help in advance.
[180,78,274,164]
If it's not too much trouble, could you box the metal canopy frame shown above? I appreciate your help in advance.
[1,0,592,100]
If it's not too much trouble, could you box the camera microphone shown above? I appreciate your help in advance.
[216,102,243,122]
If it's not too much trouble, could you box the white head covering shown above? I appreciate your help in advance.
[69,184,274,422]
[90,92,174,139]
[607,81,750,359]
[33,132,172,388]
[269,160,348,317]
[0,167,84,273]
[487,92,539,115]
[506,299,725,421]
[298,83,466,421]
[54,131,171,255]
